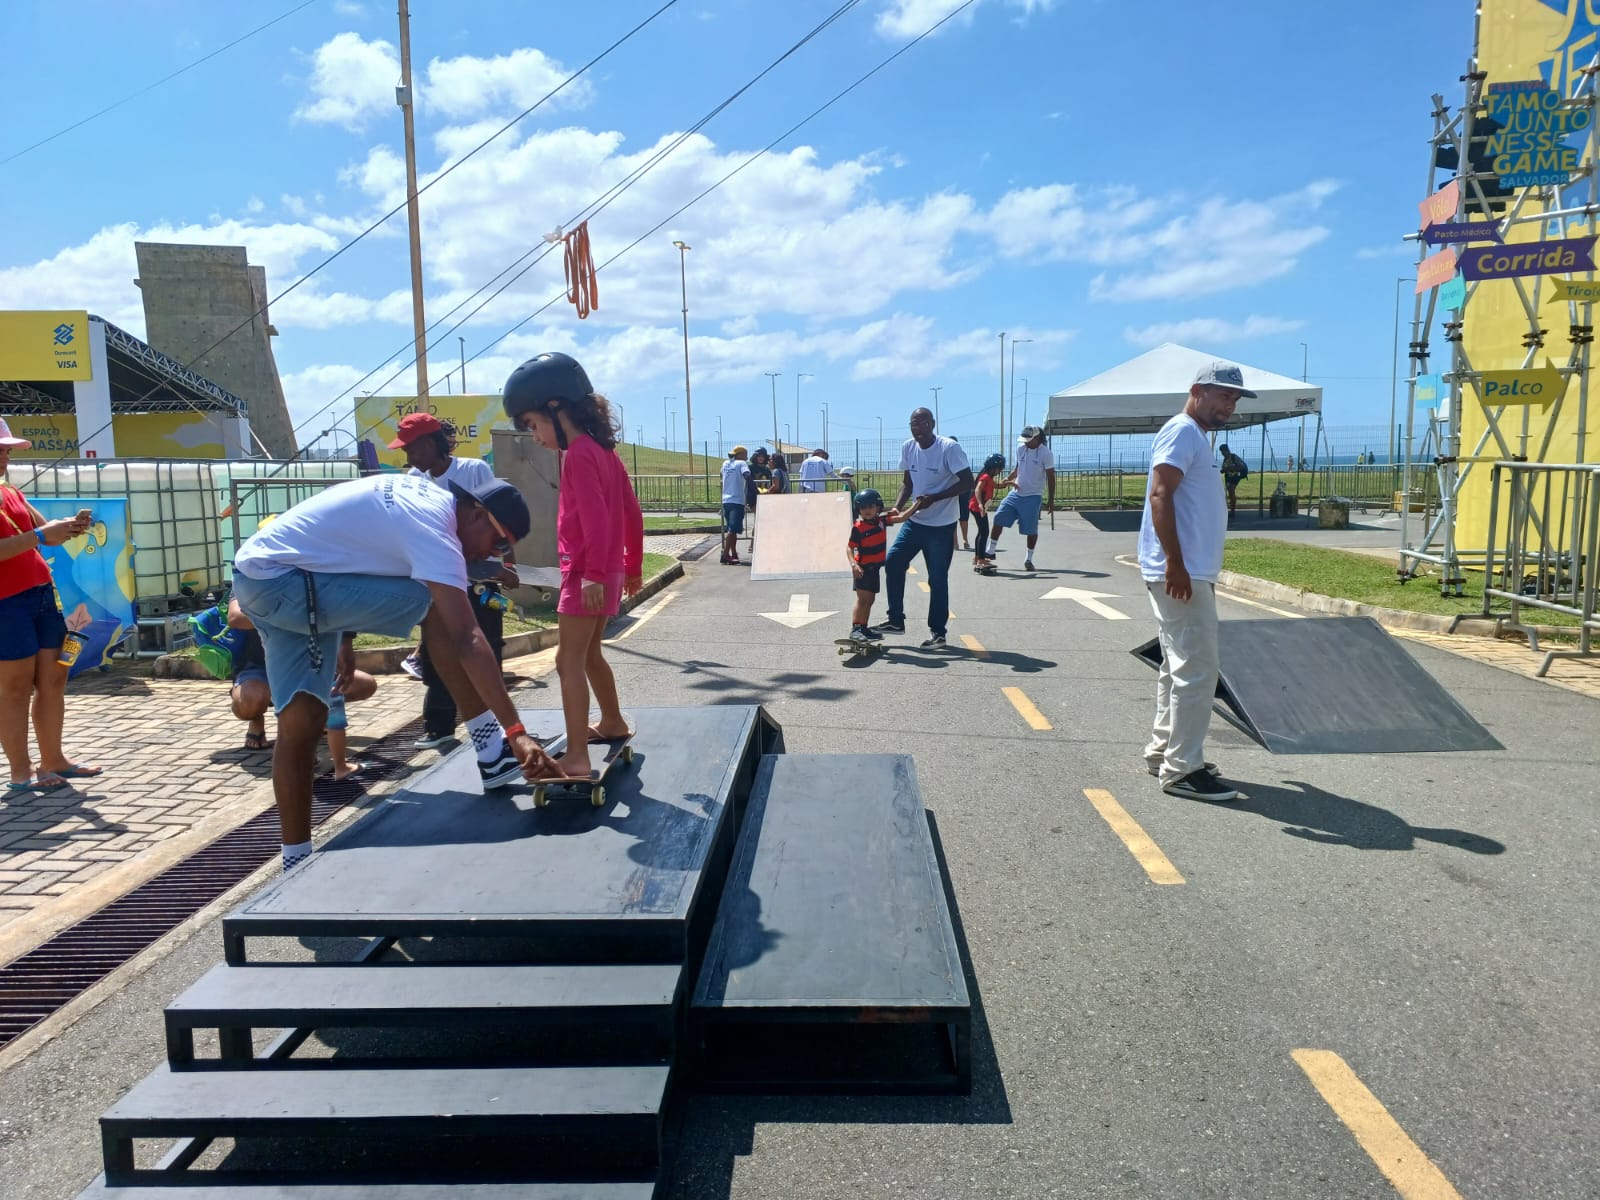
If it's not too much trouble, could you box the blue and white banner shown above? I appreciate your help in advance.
[35,497,136,677]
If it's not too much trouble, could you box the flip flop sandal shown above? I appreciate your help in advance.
[243,733,272,751]
[7,777,69,795]
[587,725,636,744]
[51,763,104,779]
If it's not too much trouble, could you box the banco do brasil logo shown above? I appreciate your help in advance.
[53,323,75,346]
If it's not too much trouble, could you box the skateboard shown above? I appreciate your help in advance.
[531,736,635,808]
[974,563,997,575]
[836,637,887,659]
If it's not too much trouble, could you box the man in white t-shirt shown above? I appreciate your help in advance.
[232,473,553,871]
[720,446,751,565]
[798,448,836,493]
[987,426,1056,570]
[1137,361,1250,803]
[390,412,515,748]
[876,408,973,649]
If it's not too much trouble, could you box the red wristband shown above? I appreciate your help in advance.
[504,722,526,740]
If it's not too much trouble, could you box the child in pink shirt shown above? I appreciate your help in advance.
[502,353,643,780]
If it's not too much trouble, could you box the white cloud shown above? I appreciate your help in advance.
[424,47,592,120]
[332,1,367,16]
[1121,315,1306,349]
[875,0,1055,39]
[1356,242,1417,260]
[280,363,369,430]
[293,32,398,131]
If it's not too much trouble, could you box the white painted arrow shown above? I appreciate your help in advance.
[759,593,837,629]
[1041,586,1130,620]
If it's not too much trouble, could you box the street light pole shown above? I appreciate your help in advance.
[877,415,883,471]
[821,403,829,455]
[662,396,673,452]
[795,372,812,453]
[1390,276,1415,465]
[458,336,466,394]
[1298,341,1309,466]
[673,241,694,478]
[1020,378,1028,428]
[1009,338,1032,446]
[998,332,1007,447]
[930,386,942,426]
[764,372,782,450]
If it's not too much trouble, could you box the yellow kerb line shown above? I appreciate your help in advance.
[609,590,678,642]
[959,634,988,657]
[1081,788,1185,885]
[1002,686,1051,730]
[1292,1050,1463,1200]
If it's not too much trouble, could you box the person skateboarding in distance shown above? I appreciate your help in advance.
[1140,361,1251,802]
[986,426,1055,571]
[845,488,906,644]
[970,453,1007,574]
[1219,442,1249,521]
[502,352,643,783]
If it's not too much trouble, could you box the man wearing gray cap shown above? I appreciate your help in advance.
[1137,361,1252,802]
[985,425,1055,571]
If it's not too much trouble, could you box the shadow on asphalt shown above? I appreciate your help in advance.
[1195,778,1507,854]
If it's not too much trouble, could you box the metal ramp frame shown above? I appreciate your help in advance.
[1132,617,1502,755]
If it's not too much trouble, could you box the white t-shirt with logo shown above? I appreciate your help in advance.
[798,454,833,493]
[234,474,469,590]
[1013,441,1055,496]
[1138,413,1226,584]
[409,455,496,494]
[721,458,750,504]
[898,436,971,526]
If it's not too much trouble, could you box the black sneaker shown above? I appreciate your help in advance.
[849,626,870,642]
[872,620,905,634]
[1162,769,1241,802]
[1023,558,1036,571]
[920,634,947,649]
[478,746,524,790]
[413,731,457,750]
[862,627,884,641]
[1146,759,1219,779]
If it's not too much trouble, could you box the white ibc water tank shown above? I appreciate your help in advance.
[215,459,361,566]
[10,460,226,605]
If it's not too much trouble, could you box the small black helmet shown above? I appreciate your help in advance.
[502,352,593,424]
[982,453,1006,476]
[854,487,884,514]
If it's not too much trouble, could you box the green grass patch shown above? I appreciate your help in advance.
[643,513,720,531]
[1222,538,1582,626]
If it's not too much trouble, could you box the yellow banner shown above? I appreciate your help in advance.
[0,310,92,381]
[1544,276,1600,303]
[5,412,228,459]
[355,394,508,468]
[1475,362,1566,407]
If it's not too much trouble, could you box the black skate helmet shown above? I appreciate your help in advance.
[854,487,885,514]
[982,452,1006,477]
[502,352,594,427]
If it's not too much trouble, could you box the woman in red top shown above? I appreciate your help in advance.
[0,420,103,794]
[502,353,644,782]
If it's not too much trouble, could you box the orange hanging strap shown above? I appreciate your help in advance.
[563,220,599,319]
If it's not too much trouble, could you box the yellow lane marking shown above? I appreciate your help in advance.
[918,580,931,592]
[1081,789,1185,885]
[610,590,678,641]
[959,634,988,657]
[1292,1050,1462,1200]
[1002,686,1052,730]
[908,565,918,575]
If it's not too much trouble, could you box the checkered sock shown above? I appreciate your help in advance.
[464,710,505,764]
[281,840,313,871]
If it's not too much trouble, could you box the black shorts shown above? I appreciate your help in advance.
[853,563,882,595]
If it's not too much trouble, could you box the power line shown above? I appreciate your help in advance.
[1,1,321,166]
[52,0,683,467]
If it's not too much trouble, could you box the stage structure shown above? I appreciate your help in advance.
[1401,4,1600,595]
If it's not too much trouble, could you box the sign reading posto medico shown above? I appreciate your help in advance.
[0,310,92,381]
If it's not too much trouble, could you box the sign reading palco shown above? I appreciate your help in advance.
[1460,236,1596,282]
[1483,80,1591,187]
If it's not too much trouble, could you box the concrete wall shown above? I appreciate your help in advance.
[134,243,297,458]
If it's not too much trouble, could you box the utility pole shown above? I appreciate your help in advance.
[877,415,883,472]
[930,385,942,426]
[458,336,466,394]
[765,372,782,449]
[998,332,1007,447]
[716,415,723,457]
[1009,338,1032,447]
[396,0,429,400]
[821,403,830,455]
[673,241,694,477]
[795,372,812,452]
[662,397,672,452]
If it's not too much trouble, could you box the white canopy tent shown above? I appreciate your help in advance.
[1045,343,1322,436]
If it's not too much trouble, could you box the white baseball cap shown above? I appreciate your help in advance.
[0,418,33,449]
[1192,361,1258,398]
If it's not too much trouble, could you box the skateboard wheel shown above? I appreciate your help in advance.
[591,786,606,807]
[622,746,635,764]
[533,787,547,808]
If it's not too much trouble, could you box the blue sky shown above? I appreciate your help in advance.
[1,0,1471,457]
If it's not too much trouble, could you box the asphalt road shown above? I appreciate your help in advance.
[3,511,1596,1199]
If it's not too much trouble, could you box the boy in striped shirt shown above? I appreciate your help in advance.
[846,488,905,642]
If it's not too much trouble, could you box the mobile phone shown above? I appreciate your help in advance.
[76,508,92,522]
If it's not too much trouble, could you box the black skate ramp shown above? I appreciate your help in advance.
[1132,616,1501,755]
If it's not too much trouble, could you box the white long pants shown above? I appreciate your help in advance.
[1143,581,1220,783]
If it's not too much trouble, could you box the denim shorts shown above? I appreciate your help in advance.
[993,491,1043,536]
[232,569,430,714]
[722,502,746,534]
[0,584,67,661]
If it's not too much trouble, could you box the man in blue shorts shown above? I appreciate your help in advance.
[231,473,553,870]
[720,446,750,565]
[987,425,1056,571]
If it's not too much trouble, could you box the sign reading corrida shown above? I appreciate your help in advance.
[1484,79,1591,187]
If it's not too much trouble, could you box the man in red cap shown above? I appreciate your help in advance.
[388,413,518,751]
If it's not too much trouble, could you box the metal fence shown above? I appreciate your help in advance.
[1455,462,1598,676]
